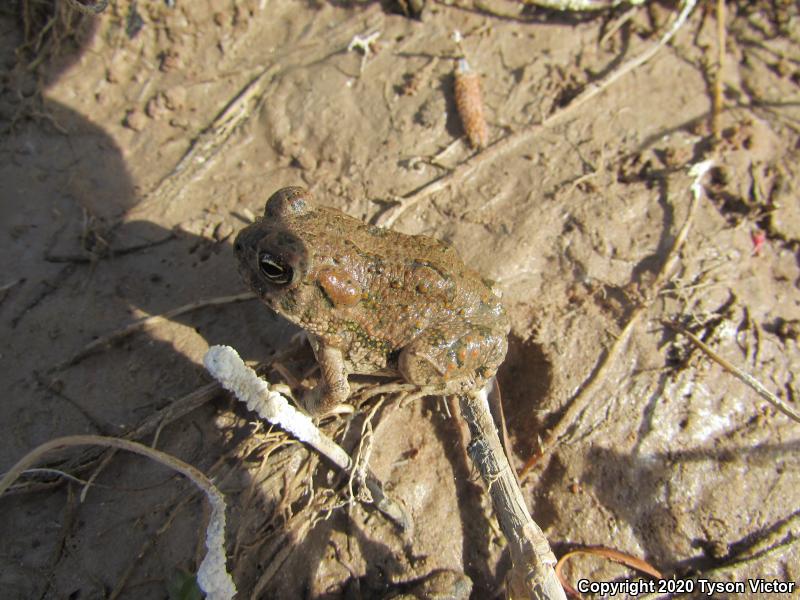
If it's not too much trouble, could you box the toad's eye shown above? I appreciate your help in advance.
[258,252,293,285]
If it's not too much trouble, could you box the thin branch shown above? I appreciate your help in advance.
[0,435,236,600]
[711,0,726,144]
[459,386,566,600]
[666,322,800,424]
[376,0,697,228]
[53,292,256,371]
[525,0,646,10]
[520,159,713,478]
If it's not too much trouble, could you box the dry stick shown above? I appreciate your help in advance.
[125,5,383,223]
[376,0,697,228]
[666,323,800,424]
[203,345,411,532]
[459,387,567,600]
[125,66,280,221]
[110,435,261,600]
[520,159,713,479]
[711,0,726,144]
[6,381,220,496]
[525,0,645,10]
[0,435,236,600]
[53,292,256,371]
[635,532,799,600]
[21,340,310,496]
[251,516,314,600]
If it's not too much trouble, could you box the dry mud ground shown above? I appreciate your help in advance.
[1,1,800,598]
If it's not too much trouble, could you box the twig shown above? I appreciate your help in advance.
[555,545,661,597]
[53,292,256,371]
[43,234,176,264]
[376,0,697,228]
[5,381,221,496]
[347,30,381,75]
[125,5,383,222]
[0,278,24,304]
[458,386,566,600]
[520,159,713,478]
[711,0,725,144]
[665,323,800,424]
[636,523,799,600]
[203,345,410,531]
[525,0,645,10]
[0,435,236,600]
[126,66,280,220]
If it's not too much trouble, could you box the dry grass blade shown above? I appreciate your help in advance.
[524,0,646,10]
[0,435,236,600]
[376,0,698,228]
[666,322,800,424]
[519,159,713,479]
[711,0,726,145]
[53,292,256,371]
[555,545,662,598]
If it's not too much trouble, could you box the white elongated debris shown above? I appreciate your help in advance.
[0,434,237,600]
[689,159,714,201]
[203,345,351,469]
[197,487,237,600]
[203,345,413,532]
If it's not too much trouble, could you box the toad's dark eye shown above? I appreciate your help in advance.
[258,252,293,285]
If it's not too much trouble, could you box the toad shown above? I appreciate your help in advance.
[234,186,509,413]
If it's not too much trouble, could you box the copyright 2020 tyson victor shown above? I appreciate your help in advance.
[576,578,797,596]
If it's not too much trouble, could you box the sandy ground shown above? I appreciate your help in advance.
[1,0,799,598]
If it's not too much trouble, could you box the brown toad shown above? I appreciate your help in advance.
[234,186,509,413]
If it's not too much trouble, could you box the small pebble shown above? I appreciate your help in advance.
[292,148,317,171]
[145,94,169,119]
[164,86,187,111]
[159,50,181,72]
[241,207,256,223]
[123,108,146,131]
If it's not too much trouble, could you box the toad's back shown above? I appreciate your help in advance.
[234,187,509,406]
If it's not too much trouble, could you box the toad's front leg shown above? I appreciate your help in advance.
[304,340,351,414]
